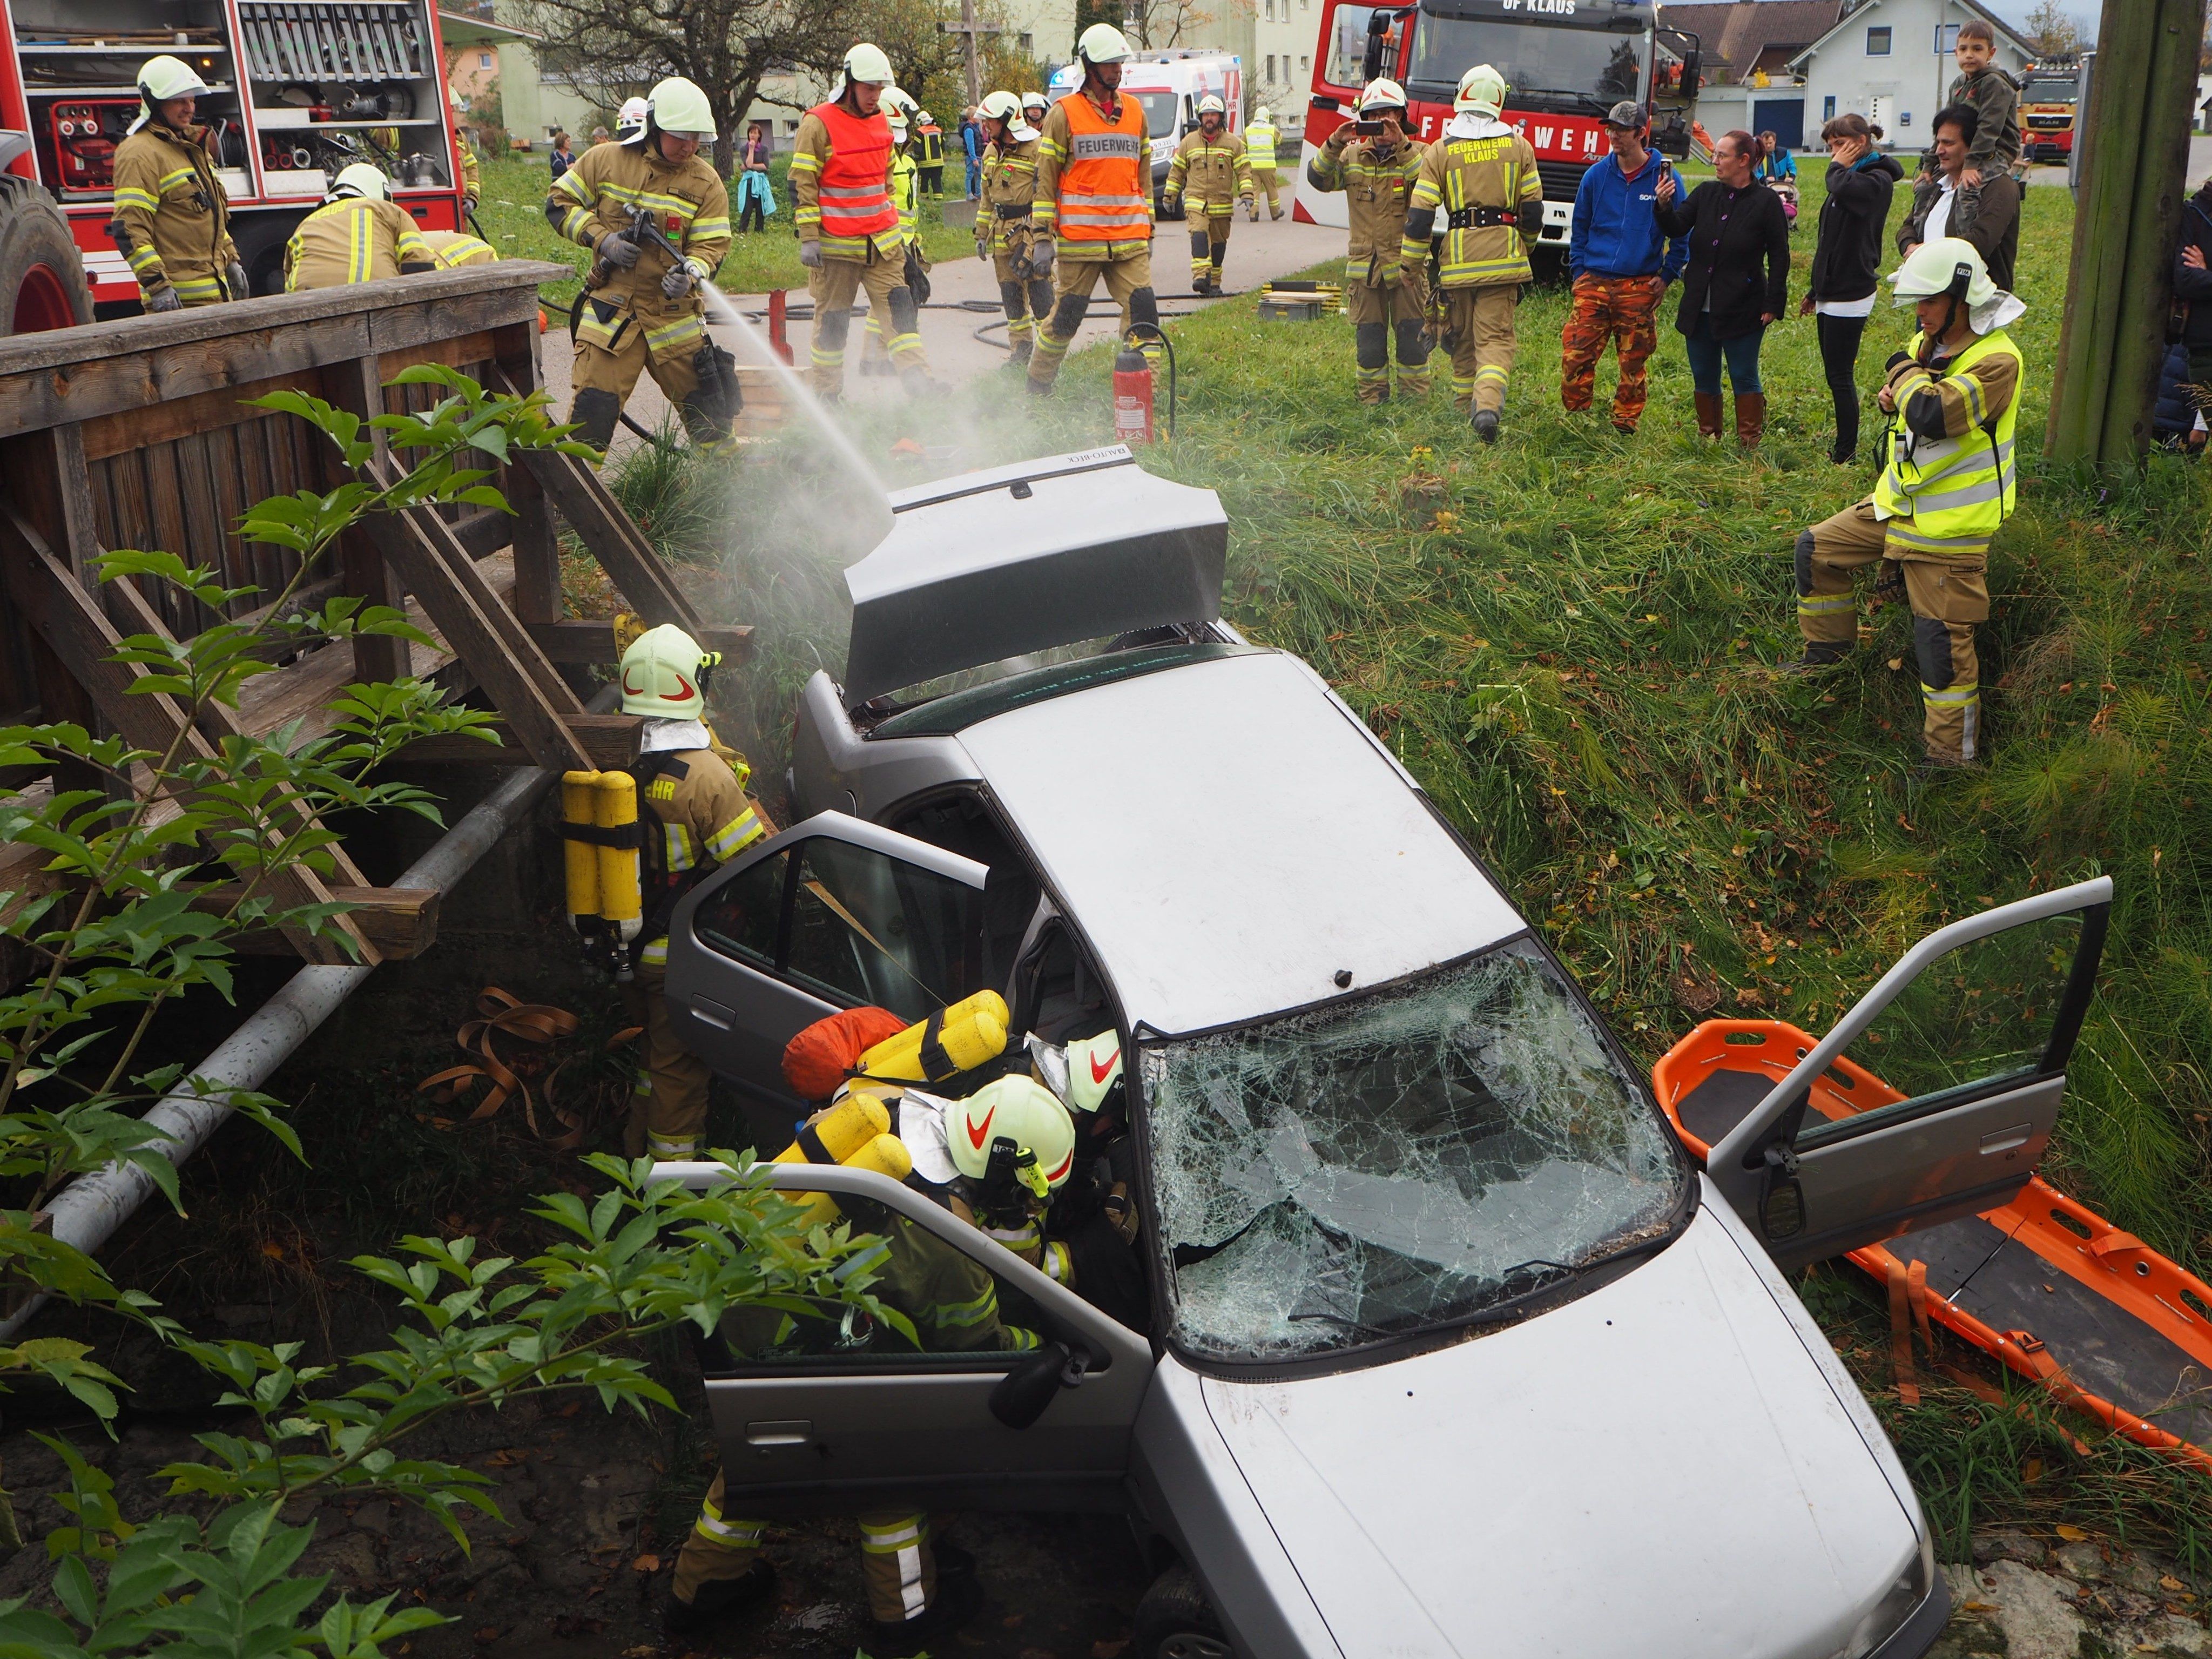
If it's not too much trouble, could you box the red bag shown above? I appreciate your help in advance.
[781,1005,909,1101]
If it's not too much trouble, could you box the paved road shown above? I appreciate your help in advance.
[538,212,1344,450]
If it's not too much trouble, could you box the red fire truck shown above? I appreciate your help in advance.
[1293,0,1700,268]
[0,0,473,332]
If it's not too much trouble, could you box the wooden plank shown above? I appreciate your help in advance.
[526,620,753,665]
[77,369,325,462]
[315,357,409,686]
[365,286,543,358]
[447,507,513,562]
[395,712,644,767]
[489,319,562,628]
[193,885,439,959]
[361,504,591,772]
[0,501,374,965]
[375,329,498,381]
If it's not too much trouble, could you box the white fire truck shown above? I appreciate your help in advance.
[0,0,473,331]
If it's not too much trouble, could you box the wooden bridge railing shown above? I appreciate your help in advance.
[0,261,747,967]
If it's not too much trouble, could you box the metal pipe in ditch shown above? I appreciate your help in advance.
[0,723,597,1342]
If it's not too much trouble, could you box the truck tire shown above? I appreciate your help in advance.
[0,171,93,335]
[1130,1566,1232,1659]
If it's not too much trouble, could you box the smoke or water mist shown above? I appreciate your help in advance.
[643,298,1132,809]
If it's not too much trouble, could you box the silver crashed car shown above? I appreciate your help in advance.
[662,447,2111,1659]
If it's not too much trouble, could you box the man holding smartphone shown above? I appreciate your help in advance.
[1561,100,1686,434]
[1308,79,1432,404]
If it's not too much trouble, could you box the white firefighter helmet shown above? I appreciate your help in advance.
[1253,103,1272,123]
[978,89,1023,125]
[1455,63,1508,117]
[134,54,211,131]
[1196,93,1226,117]
[1022,90,1050,116]
[1358,78,1408,116]
[946,1075,1077,1192]
[1077,22,1134,65]
[1064,1031,1124,1114]
[615,96,650,140]
[842,42,895,90]
[619,623,720,718]
[1890,236,1993,306]
[646,76,715,142]
[326,162,389,203]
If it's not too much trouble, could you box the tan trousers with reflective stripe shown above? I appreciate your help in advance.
[572,321,702,413]
[1444,284,1518,415]
[670,1471,938,1624]
[1028,248,1153,392]
[621,963,709,1159]
[1249,167,1280,217]
[1798,498,1990,763]
[809,253,925,397]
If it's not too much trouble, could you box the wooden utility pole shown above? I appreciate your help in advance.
[941,0,1000,112]
[2045,0,2208,468]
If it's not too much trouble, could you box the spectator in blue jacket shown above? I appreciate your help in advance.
[961,111,983,197]
[1561,100,1686,434]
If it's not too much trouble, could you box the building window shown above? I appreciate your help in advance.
[1823,95,1836,119]
[1300,55,1310,70]
[477,50,492,68]
[1019,30,1033,51]
[1933,22,1959,52]
[1865,25,1891,54]
[1266,53,1276,79]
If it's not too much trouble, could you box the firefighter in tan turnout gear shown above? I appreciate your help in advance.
[1310,78,1431,404]
[546,76,738,454]
[793,44,934,399]
[603,625,766,1161]
[284,164,435,291]
[1164,93,1251,295]
[1400,64,1541,442]
[1788,239,2025,772]
[110,55,247,311]
[1028,24,1162,394]
[976,89,1054,367]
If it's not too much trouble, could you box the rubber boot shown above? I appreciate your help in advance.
[1778,640,1853,676]
[867,1572,983,1658]
[1472,408,1500,444]
[1008,335,1034,368]
[1735,390,1766,448]
[1694,390,1724,440]
[664,1562,775,1637]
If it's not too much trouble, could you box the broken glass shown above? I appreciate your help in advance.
[1143,941,1687,1360]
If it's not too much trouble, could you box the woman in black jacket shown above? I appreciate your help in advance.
[1656,129,1791,446]
[1798,113,1903,463]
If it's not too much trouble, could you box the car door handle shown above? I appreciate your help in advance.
[746,1420,811,1446]
[1979,1124,2034,1155]
[690,996,736,1030]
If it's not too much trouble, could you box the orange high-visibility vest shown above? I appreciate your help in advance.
[810,101,899,241]
[1057,91,1149,241]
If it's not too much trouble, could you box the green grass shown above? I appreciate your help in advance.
[474,153,983,309]
[670,160,2212,1556]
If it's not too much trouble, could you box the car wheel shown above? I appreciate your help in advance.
[1131,1566,1231,1659]
[0,172,93,335]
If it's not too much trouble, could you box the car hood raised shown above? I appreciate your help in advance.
[1198,1198,1920,1659]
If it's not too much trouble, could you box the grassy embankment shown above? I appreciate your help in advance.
[661,160,2212,1566]
[473,152,980,309]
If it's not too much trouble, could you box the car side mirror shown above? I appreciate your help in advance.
[1681,50,1701,91]
[988,1340,1090,1429]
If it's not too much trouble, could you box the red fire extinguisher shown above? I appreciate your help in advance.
[1112,339,1154,444]
[1112,324,1175,444]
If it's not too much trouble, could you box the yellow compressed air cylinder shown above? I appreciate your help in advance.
[561,771,603,920]
[775,1098,908,1226]
[595,770,641,924]
[856,989,1010,1085]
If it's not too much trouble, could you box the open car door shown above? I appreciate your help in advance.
[665,812,991,1110]
[670,1163,1154,1516]
[1705,878,2110,1273]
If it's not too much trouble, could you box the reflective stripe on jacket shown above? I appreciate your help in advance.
[1874,328,2022,552]
[1245,120,1278,171]
[1166,129,1251,210]
[1036,90,1151,254]
[284,197,433,290]
[1403,123,1541,288]
[1307,134,1426,282]
[792,101,900,253]
[980,136,1042,254]
[548,140,732,314]
[420,229,498,267]
[891,150,919,247]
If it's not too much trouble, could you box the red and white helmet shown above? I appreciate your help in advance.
[1064,1031,1124,1113]
[946,1075,1076,1191]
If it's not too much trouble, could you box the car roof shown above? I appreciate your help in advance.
[954,650,1525,1035]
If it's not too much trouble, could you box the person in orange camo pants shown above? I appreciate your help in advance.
[1560,273,1665,429]
[1560,101,1685,434]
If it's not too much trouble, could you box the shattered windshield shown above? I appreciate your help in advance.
[1143,941,1685,1360]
